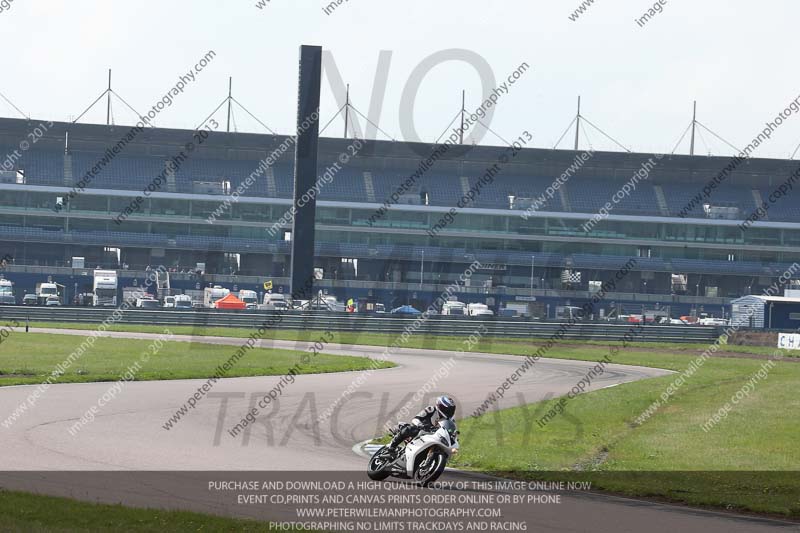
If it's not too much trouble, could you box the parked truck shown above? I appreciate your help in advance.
[238,289,259,309]
[556,306,584,320]
[93,269,118,307]
[261,293,289,311]
[203,285,230,308]
[0,278,14,305]
[35,281,61,305]
[441,300,466,316]
[122,286,147,306]
[173,294,193,309]
[467,302,494,317]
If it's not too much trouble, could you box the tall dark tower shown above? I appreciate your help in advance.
[289,45,322,300]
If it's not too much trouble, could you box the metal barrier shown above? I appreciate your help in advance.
[0,307,721,344]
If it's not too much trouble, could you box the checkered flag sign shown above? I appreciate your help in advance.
[561,270,581,284]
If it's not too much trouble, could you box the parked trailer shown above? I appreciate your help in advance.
[467,303,494,317]
[203,286,230,308]
[441,300,466,316]
[238,290,259,309]
[0,278,14,305]
[122,286,148,305]
[35,281,61,305]
[93,270,118,307]
[261,293,289,310]
[173,294,193,309]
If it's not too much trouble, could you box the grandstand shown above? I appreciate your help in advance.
[0,115,799,316]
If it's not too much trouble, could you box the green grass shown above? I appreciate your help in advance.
[0,332,393,387]
[0,490,294,532]
[449,349,800,517]
[26,320,799,359]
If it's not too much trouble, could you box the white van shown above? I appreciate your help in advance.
[174,294,193,309]
[262,293,289,311]
[136,298,160,309]
[238,290,259,309]
[441,301,466,316]
[467,303,494,317]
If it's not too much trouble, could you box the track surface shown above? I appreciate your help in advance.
[0,329,796,532]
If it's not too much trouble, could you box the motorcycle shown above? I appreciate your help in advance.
[367,419,459,486]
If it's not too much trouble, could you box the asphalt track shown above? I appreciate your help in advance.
[0,328,796,532]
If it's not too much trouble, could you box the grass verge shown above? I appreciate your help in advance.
[0,490,293,532]
[450,349,800,516]
[0,332,393,387]
[25,320,799,359]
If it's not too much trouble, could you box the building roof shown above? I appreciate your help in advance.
[2,116,799,186]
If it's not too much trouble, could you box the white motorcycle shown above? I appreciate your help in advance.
[367,419,459,486]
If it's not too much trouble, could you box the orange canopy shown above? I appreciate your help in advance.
[215,293,247,310]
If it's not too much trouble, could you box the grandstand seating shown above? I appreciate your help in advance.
[0,146,63,185]
[317,169,369,202]
[757,188,800,222]
[71,153,164,191]
[5,146,800,223]
[567,179,657,215]
[658,183,758,218]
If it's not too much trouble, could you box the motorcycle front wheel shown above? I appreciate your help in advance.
[413,449,447,486]
[367,446,394,480]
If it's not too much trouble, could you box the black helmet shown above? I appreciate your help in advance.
[436,395,456,419]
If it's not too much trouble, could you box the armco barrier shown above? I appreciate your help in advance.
[0,307,721,343]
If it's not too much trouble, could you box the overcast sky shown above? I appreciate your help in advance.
[1,0,799,159]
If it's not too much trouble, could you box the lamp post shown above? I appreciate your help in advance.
[420,250,424,289]
[692,283,701,318]
[530,255,535,298]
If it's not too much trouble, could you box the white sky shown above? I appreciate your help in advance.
[1,0,799,159]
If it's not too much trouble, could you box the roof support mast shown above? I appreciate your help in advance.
[73,69,145,127]
[106,69,112,126]
[460,90,465,144]
[689,100,697,156]
[553,96,629,152]
[344,84,350,138]
[574,95,581,150]
[226,77,233,133]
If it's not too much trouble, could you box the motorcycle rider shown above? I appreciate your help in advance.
[388,395,456,450]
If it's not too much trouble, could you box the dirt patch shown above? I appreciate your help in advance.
[727,330,778,347]
[573,447,609,471]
